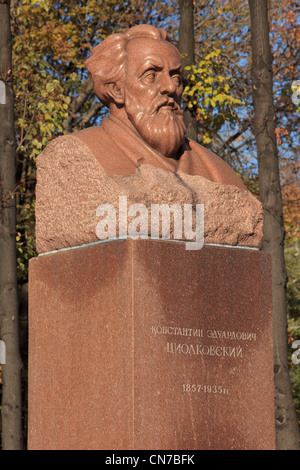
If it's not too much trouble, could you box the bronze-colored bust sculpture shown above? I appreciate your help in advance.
[77,24,245,187]
[36,24,262,253]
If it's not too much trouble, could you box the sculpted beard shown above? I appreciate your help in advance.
[125,93,186,158]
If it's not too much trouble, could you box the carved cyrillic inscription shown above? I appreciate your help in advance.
[151,325,258,360]
[166,342,243,358]
[151,325,257,342]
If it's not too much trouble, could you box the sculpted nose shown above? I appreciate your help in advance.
[160,74,176,95]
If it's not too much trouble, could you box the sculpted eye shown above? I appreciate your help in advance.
[141,70,157,84]
[172,75,182,86]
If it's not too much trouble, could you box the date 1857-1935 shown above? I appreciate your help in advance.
[182,384,229,394]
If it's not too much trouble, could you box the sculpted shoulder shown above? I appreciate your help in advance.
[187,139,247,190]
[38,124,138,176]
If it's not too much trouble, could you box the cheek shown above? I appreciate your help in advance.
[125,79,156,102]
[135,85,158,106]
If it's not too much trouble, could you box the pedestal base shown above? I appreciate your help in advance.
[28,239,275,449]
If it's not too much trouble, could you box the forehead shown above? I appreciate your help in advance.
[125,38,182,73]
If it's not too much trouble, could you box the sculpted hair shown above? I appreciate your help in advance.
[85,25,170,106]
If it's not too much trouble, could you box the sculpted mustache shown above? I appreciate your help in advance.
[151,98,182,115]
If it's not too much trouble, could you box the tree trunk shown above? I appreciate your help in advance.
[178,0,198,141]
[248,0,300,450]
[0,0,23,450]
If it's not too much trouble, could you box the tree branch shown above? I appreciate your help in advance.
[78,101,102,129]
[62,74,94,134]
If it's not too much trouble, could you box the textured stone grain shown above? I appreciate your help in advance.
[28,240,275,450]
[36,137,263,253]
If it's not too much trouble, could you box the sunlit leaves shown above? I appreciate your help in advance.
[183,50,243,144]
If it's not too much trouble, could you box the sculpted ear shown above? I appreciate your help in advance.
[105,82,124,105]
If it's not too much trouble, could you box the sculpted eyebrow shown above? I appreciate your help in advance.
[170,65,183,74]
[137,60,183,78]
[138,61,163,77]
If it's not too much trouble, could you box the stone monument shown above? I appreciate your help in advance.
[28,24,275,449]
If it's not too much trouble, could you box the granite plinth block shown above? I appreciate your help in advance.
[28,239,275,450]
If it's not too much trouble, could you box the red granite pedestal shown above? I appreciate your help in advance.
[28,239,275,450]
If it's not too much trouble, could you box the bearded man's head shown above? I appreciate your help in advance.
[85,24,186,158]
